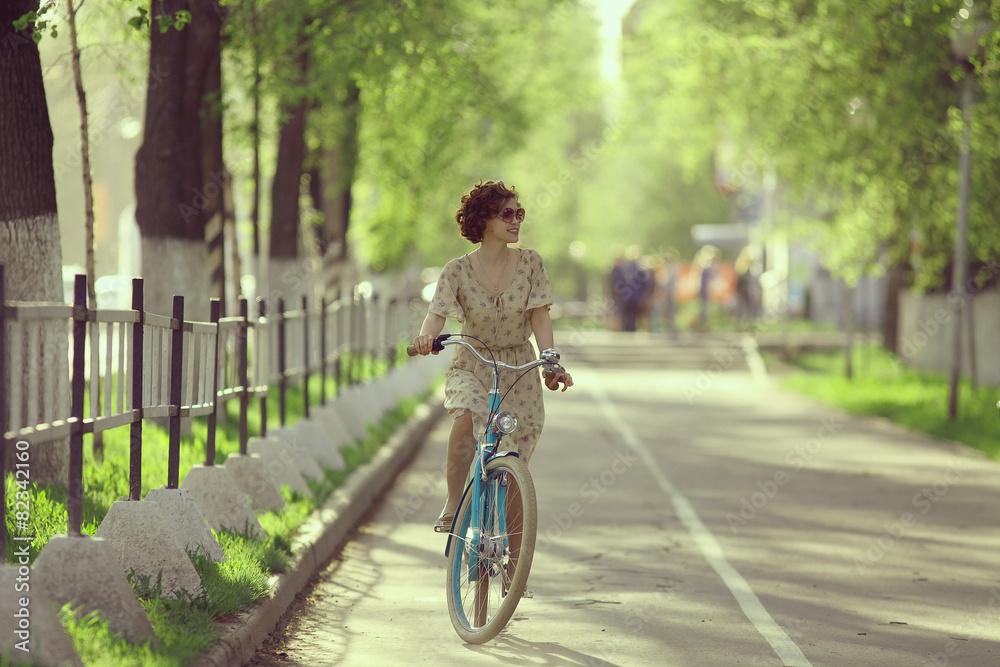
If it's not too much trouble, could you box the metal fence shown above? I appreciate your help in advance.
[0,265,421,558]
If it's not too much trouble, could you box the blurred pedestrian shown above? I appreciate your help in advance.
[734,245,761,327]
[637,255,657,332]
[651,249,678,336]
[607,254,625,331]
[610,246,651,332]
[694,245,720,332]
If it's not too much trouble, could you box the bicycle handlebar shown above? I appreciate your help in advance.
[406,334,561,373]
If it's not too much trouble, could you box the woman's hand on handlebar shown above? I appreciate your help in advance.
[411,333,439,356]
[543,368,574,392]
[410,313,447,356]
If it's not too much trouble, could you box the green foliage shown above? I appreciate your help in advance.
[221,0,616,281]
[126,7,191,33]
[4,482,66,564]
[779,344,1000,458]
[191,532,276,617]
[61,605,166,667]
[13,4,59,43]
[623,0,1000,289]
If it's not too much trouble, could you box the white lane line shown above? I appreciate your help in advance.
[740,335,770,385]
[589,383,813,667]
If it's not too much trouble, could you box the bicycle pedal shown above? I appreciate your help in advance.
[502,581,533,599]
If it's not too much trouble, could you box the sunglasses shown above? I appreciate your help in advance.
[500,207,525,223]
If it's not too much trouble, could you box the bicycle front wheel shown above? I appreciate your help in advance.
[446,454,537,644]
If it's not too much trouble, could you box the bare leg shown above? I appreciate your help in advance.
[442,411,476,517]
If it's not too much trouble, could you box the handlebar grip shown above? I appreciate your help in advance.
[543,368,560,391]
[407,334,448,357]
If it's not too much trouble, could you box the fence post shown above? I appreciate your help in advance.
[360,291,368,383]
[0,264,7,556]
[277,297,287,426]
[371,293,380,372]
[238,297,249,455]
[68,274,87,536]
[353,291,363,385]
[347,291,356,386]
[302,295,310,420]
[258,298,268,436]
[335,290,344,394]
[129,279,144,501]
[205,299,222,466]
[167,295,184,489]
[319,296,327,406]
[387,297,398,368]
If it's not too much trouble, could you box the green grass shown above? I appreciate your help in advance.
[773,344,1000,459]
[4,355,434,666]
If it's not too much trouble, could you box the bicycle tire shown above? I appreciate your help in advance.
[446,455,537,644]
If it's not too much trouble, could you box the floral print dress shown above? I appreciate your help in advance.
[429,248,553,462]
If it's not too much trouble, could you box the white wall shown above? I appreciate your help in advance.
[898,289,1000,386]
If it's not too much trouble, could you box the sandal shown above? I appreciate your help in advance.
[433,512,454,533]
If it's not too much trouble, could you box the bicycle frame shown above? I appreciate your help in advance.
[432,335,559,560]
[449,386,510,575]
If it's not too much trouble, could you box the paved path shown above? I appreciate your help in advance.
[247,356,1000,666]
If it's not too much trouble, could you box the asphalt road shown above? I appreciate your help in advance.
[247,340,1000,667]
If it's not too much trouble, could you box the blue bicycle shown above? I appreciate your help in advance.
[409,333,562,643]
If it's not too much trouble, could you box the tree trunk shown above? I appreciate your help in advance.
[881,226,912,356]
[314,80,361,303]
[134,0,224,320]
[193,0,228,314]
[316,80,360,260]
[882,260,905,355]
[0,0,70,484]
[843,282,855,380]
[268,48,310,307]
[249,0,262,289]
[66,0,96,308]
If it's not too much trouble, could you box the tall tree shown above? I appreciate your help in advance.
[0,0,69,484]
[134,0,222,320]
[310,78,360,303]
[194,0,230,314]
[267,45,310,307]
[225,0,612,294]
[65,0,97,308]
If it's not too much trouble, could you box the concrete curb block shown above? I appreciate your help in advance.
[191,397,446,667]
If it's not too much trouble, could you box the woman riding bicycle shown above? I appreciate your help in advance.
[411,179,573,533]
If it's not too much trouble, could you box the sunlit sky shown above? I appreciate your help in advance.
[592,0,634,82]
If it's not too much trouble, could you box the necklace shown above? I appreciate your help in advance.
[476,249,511,293]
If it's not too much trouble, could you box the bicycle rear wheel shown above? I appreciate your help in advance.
[446,454,537,644]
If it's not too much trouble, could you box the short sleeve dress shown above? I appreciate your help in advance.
[428,248,553,462]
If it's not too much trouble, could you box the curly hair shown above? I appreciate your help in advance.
[455,179,518,243]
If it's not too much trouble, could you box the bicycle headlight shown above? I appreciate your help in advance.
[492,411,517,435]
